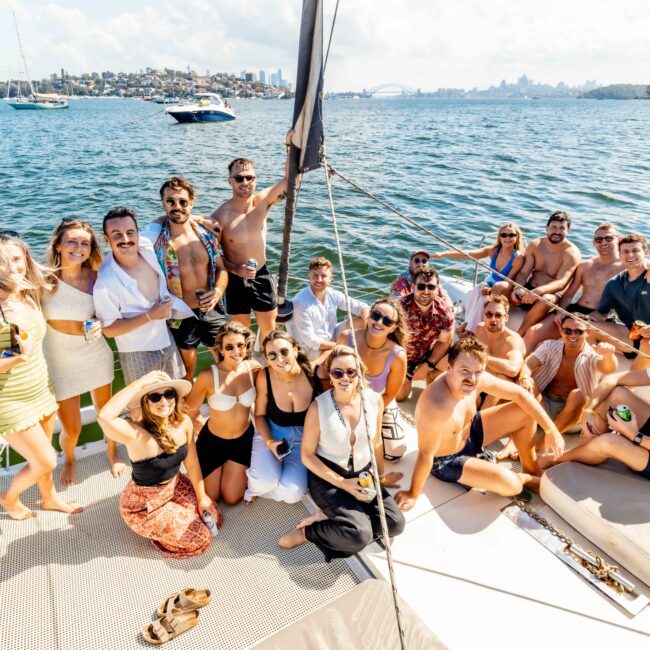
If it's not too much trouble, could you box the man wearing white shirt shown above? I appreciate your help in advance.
[94,207,190,384]
[291,257,369,362]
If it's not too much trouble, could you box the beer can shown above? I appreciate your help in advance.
[629,320,646,340]
[82,319,98,341]
[614,404,632,422]
[358,471,373,488]
[246,258,258,271]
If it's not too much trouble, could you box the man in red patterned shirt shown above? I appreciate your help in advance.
[397,268,455,401]
[389,250,431,298]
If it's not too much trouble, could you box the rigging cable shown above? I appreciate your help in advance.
[322,155,407,650]
[326,164,650,362]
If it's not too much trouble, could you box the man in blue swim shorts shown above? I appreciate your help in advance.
[396,337,565,511]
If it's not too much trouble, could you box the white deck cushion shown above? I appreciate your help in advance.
[541,461,650,587]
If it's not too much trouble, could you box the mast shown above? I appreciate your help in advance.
[12,11,35,97]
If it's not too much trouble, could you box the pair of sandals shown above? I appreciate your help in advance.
[142,588,211,645]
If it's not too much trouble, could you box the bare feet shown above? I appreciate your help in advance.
[296,509,328,529]
[496,439,519,461]
[110,461,126,479]
[60,461,76,487]
[42,497,84,514]
[278,527,308,549]
[522,474,541,492]
[0,495,35,520]
[536,454,556,471]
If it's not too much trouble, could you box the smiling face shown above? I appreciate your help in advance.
[447,352,485,396]
[228,162,257,199]
[546,219,569,244]
[409,254,429,275]
[144,388,177,419]
[56,228,92,268]
[619,242,647,272]
[309,266,333,294]
[367,302,398,337]
[413,274,438,308]
[498,227,518,249]
[264,338,297,373]
[593,227,618,257]
[104,216,139,261]
[4,243,27,282]
[220,332,247,364]
[559,317,589,351]
[329,353,359,395]
[162,187,193,225]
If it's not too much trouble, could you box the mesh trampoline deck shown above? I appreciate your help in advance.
[0,447,359,650]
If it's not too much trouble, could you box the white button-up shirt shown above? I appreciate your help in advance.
[94,238,193,353]
[291,285,368,355]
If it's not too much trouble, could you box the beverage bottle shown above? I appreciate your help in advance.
[200,510,219,537]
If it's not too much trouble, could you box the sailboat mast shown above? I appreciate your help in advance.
[12,11,35,96]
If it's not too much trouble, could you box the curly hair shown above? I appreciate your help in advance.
[447,337,488,367]
[159,176,196,202]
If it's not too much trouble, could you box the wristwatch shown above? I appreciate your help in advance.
[633,432,644,446]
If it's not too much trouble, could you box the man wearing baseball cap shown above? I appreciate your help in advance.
[389,250,431,298]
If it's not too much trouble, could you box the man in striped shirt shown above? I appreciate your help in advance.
[524,314,617,436]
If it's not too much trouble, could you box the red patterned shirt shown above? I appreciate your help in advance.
[400,292,455,362]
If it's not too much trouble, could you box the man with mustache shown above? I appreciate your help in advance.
[395,337,564,510]
[94,208,189,384]
[525,315,617,437]
[511,211,581,337]
[523,223,623,354]
[142,177,228,380]
[396,268,454,401]
[590,234,650,370]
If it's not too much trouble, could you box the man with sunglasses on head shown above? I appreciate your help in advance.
[511,211,581,337]
[291,257,369,363]
[141,176,228,381]
[209,131,294,346]
[389,250,431,298]
[524,314,617,437]
[397,268,454,401]
[522,223,623,354]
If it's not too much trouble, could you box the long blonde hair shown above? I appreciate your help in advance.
[0,236,52,305]
[45,219,103,291]
[141,390,186,454]
[495,223,524,252]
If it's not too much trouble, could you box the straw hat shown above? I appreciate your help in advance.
[127,372,192,409]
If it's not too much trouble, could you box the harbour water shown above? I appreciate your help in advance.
[2,97,649,297]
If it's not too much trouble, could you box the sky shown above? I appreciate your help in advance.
[1,0,648,91]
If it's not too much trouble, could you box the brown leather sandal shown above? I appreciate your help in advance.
[156,588,212,618]
[142,611,199,645]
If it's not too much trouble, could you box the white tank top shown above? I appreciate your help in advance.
[315,389,378,472]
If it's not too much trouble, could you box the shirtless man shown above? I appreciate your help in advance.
[395,337,564,510]
[210,131,294,344]
[523,223,622,354]
[511,211,581,337]
[143,176,228,380]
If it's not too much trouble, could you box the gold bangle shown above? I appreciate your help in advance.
[379,476,387,485]
[543,428,554,436]
[265,438,274,447]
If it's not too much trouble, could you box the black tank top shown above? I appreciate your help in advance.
[131,443,188,487]
[265,367,314,427]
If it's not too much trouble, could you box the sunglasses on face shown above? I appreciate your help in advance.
[164,198,190,208]
[370,309,396,327]
[232,174,256,184]
[329,368,358,380]
[594,235,615,243]
[416,283,437,291]
[562,327,587,336]
[412,257,428,264]
[146,388,176,403]
[223,342,246,352]
[484,311,505,319]
[266,347,292,361]
[500,233,517,239]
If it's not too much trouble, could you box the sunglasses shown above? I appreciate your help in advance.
[484,311,505,319]
[416,283,437,291]
[232,174,256,184]
[412,256,428,264]
[0,230,19,239]
[146,388,176,403]
[561,327,587,336]
[370,309,396,327]
[594,235,615,243]
[266,347,292,361]
[329,368,358,380]
[500,233,517,239]
[224,342,246,351]
[164,198,190,208]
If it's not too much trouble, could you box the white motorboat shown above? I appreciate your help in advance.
[165,93,235,123]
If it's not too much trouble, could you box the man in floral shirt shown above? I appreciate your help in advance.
[397,268,455,401]
[389,250,431,298]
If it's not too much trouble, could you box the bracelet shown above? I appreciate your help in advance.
[285,143,291,152]
[379,476,387,485]
[426,359,436,370]
[584,408,595,415]
[265,438,274,447]
[543,428,554,436]
[632,432,644,446]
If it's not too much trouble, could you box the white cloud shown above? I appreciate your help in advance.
[0,0,648,90]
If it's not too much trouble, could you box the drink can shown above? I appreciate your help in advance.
[246,258,258,271]
[358,471,373,488]
[200,510,219,537]
[1,350,16,358]
[629,320,646,340]
[614,405,632,422]
[83,319,98,341]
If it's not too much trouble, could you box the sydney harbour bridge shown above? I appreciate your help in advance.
[362,83,420,96]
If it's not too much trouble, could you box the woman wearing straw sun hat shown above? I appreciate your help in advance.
[98,370,222,558]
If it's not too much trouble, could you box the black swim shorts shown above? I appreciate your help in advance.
[566,303,594,316]
[196,421,255,477]
[170,306,225,350]
[430,413,485,483]
[225,265,277,315]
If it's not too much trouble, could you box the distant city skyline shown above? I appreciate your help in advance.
[1,0,648,92]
